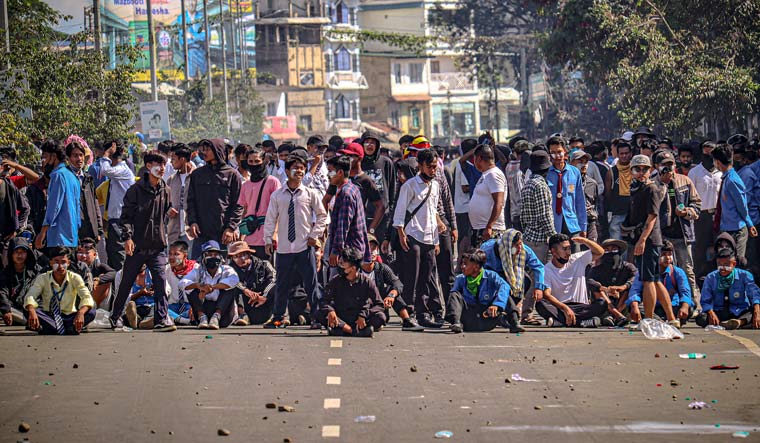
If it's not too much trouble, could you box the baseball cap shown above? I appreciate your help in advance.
[409,135,431,151]
[569,150,591,162]
[654,150,675,165]
[338,142,364,159]
[630,154,652,168]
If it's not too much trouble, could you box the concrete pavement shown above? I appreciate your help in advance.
[1,323,759,442]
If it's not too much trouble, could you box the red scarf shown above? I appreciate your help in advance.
[172,259,196,278]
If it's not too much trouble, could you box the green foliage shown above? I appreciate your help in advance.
[543,0,760,137]
[0,0,140,150]
[324,29,433,55]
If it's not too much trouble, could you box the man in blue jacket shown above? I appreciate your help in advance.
[546,136,587,243]
[627,240,694,327]
[447,248,511,333]
[697,248,760,330]
[712,144,757,261]
[34,140,81,251]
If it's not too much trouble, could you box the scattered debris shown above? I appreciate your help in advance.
[688,401,709,410]
[354,416,376,423]
[266,403,277,409]
[72,363,79,369]
[679,353,707,359]
[534,405,543,410]
[278,405,295,412]
[18,422,30,433]
[732,431,750,438]
[511,373,539,382]
[434,430,453,439]
[710,364,739,370]
[410,365,418,372]
[205,335,213,339]
[217,429,230,436]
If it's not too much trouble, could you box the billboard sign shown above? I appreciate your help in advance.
[139,100,172,142]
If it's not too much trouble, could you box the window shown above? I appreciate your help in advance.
[411,108,420,129]
[393,63,402,84]
[409,63,424,83]
[336,47,350,71]
[300,71,315,86]
[300,115,313,132]
[334,1,349,24]
[324,53,333,72]
[430,60,440,74]
[281,118,289,129]
[391,110,399,128]
[335,95,350,119]
[266,102,277,116]
[362,106,376,115]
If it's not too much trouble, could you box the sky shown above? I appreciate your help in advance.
[46,0,87,33]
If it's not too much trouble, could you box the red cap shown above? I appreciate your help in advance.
[338,142,365,160]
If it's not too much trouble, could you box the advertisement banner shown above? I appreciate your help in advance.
[140,100,172,142]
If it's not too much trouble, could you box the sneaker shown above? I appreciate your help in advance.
[401,317,425,332]
[579,317,601,328]
[547,317,565,328]
[433,313,447,327]
[125,301,139,329]
[499,313,525,333]
[297,315,307,326]
[327,327,343,336]
[355,326,374,338]
[450,323,463,333]
[208,314,220,330]
[723,318,742,330]
[234,315,250,326]
[601,316,616,327]
[614,317,630,327]
[418,314,444,329]
[153,322,177,332]
[198,315,209,329]
[521,315,542,326]
[139,316,154,330]
[667,319,681,330]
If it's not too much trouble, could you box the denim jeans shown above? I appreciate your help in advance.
[609,214,627,241]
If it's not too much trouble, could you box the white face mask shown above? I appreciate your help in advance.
[52,263,68,272]
[551,153,564,160]
[172,257,184,266]
[718,265,733,273]
[327,170,337,179]
[510,247,518,255]
[150,165,163,178]
[289,169,301,179]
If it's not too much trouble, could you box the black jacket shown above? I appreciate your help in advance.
[231,256,275,296]
[23,179,46,234]
[186,138,243,240]
[69,166,104,241]
[0,238,43,313]
[0,176,30,237]
[319,273,384,321]
[119,173,171,251]
[369,261,403,298]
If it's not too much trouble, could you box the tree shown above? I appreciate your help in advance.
[543,0,760,138]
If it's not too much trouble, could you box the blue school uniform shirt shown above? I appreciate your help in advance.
[546,164,588,234]
[452,269,510,309]
[627,265,694,308]
[718,168,754,231]
[43,163,81,247]
[737,165,759,226]
[480,239,547,290]
[700,269,760,316]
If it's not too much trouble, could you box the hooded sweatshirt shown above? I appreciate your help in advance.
[186,138,244,241]
[0,238,42,313]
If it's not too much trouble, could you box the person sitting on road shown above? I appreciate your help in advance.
[23,246,95,335]
[361,234,424,332]
[123,265,156,329]
[228,241,275,326]
[165,240,195,326]
[627,240,694,328]
[587,239,636,327]
[697,248,760,330]
[0,238,42,326]
[446,248,512,334]
[317,247,386,337]
[479,229,545,333]
[536,234,607,328]
[73,237,116,308]
[179,240,240,330]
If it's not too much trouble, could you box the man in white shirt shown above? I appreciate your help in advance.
[179,240,240,330]
[100,140,136,271]
[263,150,328,328]
[688,141,722,279]
[467,145,507,247]
[393,149,445,329]
[536,233,606,327]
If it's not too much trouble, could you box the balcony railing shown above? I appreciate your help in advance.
[430,72,474,91]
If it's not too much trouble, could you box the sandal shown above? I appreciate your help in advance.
[520,316,542,326]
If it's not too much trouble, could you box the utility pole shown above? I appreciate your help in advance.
[93,0,102,52]
[237,0,246,78]
[220,0,230,133]
[203,0,213,99]
[146,0,158,101]
[180,0,189,80]
[1,0,9,54]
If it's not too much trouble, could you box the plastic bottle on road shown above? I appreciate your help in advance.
[679,353,707,359]
[704,325,726,331]
[354,416,376,423]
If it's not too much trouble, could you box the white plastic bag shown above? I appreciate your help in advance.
[639,318,684,340]
[89,309,112,329]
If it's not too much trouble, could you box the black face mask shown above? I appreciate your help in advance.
[702,155,714,170]
[601,252,622,269]
[555,256,569,265]
[336,266,348,278]
[248,163,268,182]
[204,257,222,269]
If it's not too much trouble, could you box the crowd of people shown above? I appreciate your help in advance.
[1,128,759,336]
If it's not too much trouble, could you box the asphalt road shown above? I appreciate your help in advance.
[1,322,760,443]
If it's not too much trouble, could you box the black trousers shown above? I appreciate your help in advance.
[436,230,455,307]
[187,288,236,328]
[445,291,499,332]
[400,237,442,320]
[273,248,319,320]
[25,308,95,335]
[693,210,715,280]
[232,287,273,325]
[536,299,608,326]
[106,221,125,271]
[110,249,169,325]
[315,308,387,334]
[696,308,752,328]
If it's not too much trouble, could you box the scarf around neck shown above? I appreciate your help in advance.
[466,268,484,297]
[717,268,736,292]
[499,229,526,295]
